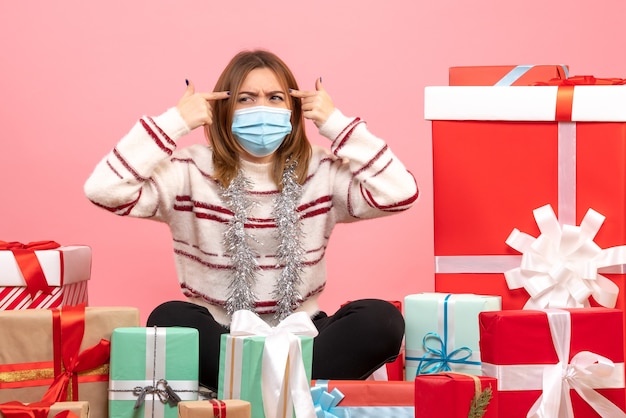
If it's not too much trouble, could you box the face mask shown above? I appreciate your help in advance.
[231,106,292,157]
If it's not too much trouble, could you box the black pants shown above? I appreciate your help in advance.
[147,299,404,390]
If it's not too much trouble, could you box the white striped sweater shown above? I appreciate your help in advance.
[84,107,418,325]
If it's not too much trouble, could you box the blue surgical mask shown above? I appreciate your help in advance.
[231,106,292,157]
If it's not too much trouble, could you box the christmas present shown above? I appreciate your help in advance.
[0,242,91,310]
[178,400,251,418]
[0,304,140,418]
[404,293,501,379]
[108,327,199,418]
[0,401,89,418]
[217,310,317,418]
[449,64,568,86]
[310,380,414,417]
[414,373,497,418]
[479,308,625,417]
[427,78,626,312]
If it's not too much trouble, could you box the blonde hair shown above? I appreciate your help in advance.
[206,49,311,189]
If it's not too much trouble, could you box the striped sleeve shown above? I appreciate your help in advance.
[84,107,190,218]
[319,109,418,218]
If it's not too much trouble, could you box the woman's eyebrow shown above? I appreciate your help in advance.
[237,90,285,96]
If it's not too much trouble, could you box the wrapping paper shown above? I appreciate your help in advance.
[404,293,501,379]
[449,64,569,86]
[0,401,89,418]
[178,400,251,418]
[426,82,626,355]
[414,373,498,418]
[217,311,315,418]
[0,306,140,418]
[109,327,199,418]
[479,308,625,417]
[311,380,414,417]
[0,244,91,310]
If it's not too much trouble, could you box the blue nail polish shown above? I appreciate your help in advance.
[185,79,189,86]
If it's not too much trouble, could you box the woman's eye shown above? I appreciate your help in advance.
[237,96,255,103]
[270,95,285,102]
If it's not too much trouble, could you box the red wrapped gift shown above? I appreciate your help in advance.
[449,64,569,86]
[414,373,498,418]
[479,308,625,417]
[427,80,626,326]
[0,241,91,310]
[311,380,413,417]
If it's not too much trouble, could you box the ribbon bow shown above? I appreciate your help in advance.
[41,304,111,403]
[504,204,624,309]
[310,385,345,418]
[0,401,80,418]
[132,379,181,409]
[417,332,476,375]
[0,240,61,298]
[230,309,318,418]
[527,309,626,417]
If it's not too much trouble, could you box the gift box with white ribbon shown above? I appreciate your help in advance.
[0,242,91,310]
[479,308,625,417]
[427,79,626,314]
[217,310,317,418]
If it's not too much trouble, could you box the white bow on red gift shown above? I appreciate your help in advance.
[230,309,318,418]
[504,204,625,309]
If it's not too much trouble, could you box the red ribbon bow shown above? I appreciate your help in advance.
[0,241,62,299]
[533,75,626,121]
[210,399,228,417]
[40,304,111,403]
[0,401,79,418]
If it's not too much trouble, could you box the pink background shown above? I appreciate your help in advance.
[2,1,625,323]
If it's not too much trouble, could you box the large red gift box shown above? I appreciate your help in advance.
[479,308,625,417]
[426,82,626,314]
[414,373,498,418]
[0,242,91,310]
[449,64,568,86]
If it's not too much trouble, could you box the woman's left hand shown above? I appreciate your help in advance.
[290,77,335,127]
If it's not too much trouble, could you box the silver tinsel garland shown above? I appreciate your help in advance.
[222,172,259,315]
[221,162,304,321]
[271,160,305,321]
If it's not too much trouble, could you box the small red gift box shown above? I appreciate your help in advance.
[449,64,568,86]
[414,373,498,418]
[0,241,91,310]
[479,308,625,417]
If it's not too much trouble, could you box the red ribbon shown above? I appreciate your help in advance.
[40,304,111,403]
[0,402,77,418]
[534,75,626,121]
[210,399,227,417]
[0,241,62,298]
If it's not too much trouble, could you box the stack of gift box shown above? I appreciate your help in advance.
[5,64,626,418]
[408,64,626,417]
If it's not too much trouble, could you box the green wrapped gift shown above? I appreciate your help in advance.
[404,292,501,379]
[217,310,316,418]
[108,327,199,418]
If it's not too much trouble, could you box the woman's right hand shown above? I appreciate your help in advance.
[176,80,230,130]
